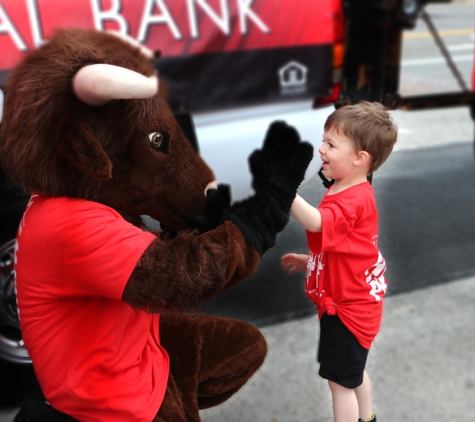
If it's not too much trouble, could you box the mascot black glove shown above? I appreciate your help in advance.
[249,121,314,232]
[224,121,313,255]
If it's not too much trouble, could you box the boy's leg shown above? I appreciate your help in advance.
[318,314,372,422]
[355,370,373,420]
[155,312,267,421]
[328,380,358,422]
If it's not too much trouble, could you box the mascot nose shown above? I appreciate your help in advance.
[204,180,218,196]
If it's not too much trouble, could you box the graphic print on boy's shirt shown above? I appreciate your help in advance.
[306,251,324,300]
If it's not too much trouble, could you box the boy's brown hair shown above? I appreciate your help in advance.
[324,101,397,173]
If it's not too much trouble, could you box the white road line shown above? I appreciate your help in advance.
[402,54,473,66]
[447,43,474,52]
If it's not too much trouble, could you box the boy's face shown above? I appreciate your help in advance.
[318,128,359,181]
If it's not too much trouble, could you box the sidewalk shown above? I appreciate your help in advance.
[201,276,475,422]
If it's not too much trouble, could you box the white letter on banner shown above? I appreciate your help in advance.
[138,0,182,41]
[90,0,129,34]
[26,0,45,48]
[237,0,269,34]
[0,2,28,51]
[187,0,230,39]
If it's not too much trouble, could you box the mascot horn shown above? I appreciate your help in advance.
[0,29,313,422]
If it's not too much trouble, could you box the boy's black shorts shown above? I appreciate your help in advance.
[317,313,369,389]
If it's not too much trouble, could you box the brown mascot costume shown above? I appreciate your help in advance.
[0,29,313,422]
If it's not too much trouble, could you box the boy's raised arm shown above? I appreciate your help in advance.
[291,194,322,233]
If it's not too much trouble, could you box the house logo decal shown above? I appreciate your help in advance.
[278,61,308,96]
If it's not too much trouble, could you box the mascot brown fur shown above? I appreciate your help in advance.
[0,29,313,421]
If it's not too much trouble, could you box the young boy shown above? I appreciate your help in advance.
[281,101,397,422]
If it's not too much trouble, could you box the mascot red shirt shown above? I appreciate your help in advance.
[305,182,387,349]
[15,193,168,422]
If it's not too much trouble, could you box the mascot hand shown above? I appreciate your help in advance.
[223,121,313,255]
[249,121,313,231]
[187,183,231,234]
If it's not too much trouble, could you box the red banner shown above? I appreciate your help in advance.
[0,0,334,72]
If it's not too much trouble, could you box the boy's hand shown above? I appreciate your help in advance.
[281,253,308,275]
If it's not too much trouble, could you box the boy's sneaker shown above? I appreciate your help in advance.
[358,412,376,422]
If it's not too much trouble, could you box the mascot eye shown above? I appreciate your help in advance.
[148,131,170,153]
[148,132,163,148]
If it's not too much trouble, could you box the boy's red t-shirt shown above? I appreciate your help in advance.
[14,193,169,422]
[305,182,387,349]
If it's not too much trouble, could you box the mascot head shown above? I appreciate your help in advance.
[0,29,216,229]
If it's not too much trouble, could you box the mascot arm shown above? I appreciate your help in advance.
[122,121,312,312]
[122,220,259,310]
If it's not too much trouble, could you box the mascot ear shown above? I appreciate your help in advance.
[59,122,113,180]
